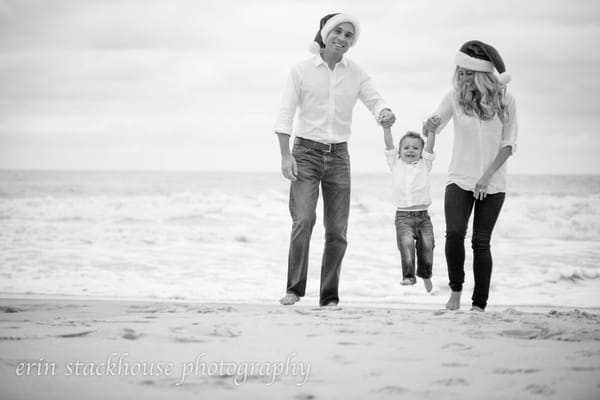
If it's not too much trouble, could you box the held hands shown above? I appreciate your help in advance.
[281,154,298,181]
[424,115,441,135]
[379,109,396,128]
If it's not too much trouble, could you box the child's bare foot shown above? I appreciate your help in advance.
[423,278,433,293]
[279,293,300,305]
[470,306,484,312]
[400,278,415,286]
[445,291,461,310]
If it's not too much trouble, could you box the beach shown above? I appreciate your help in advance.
[1,171,599,398]
[1,298,599,399]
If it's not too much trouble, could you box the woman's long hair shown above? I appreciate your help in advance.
[453,67,509,123]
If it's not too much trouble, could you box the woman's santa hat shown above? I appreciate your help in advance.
[455,40,511,84]
[309,13,360,54]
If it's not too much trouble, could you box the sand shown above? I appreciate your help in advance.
[0,298,599,400]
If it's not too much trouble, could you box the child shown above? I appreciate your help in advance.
[382,117,439,292]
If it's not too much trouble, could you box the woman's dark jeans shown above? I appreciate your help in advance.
[444,183,505,309]
[286,142,350,306]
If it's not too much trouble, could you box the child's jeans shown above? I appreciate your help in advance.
[394,210,434,282]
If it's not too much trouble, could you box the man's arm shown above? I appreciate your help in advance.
[276,132,297,181]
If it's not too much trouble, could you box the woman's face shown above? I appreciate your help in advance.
[457,67,475,89]
[324,22,355,55]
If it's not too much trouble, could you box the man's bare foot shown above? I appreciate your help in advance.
[279,293,300,305]
[445,291,461,310]
[400,278,415,286]
[321,302,339,308]
[423,278,433,293]
[470,306,484,312]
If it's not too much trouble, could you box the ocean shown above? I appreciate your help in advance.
[1,170,599,308]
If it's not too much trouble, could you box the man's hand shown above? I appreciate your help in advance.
[281,154,298,181]
[379,109,396,128]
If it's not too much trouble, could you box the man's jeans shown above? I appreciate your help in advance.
[444,183,505,310]
[286,141,350,306]
[394,210,434,282]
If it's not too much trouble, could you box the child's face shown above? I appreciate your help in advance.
[399,138,423,163]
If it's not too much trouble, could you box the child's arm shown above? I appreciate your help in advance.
[383,126,394,150]
[423,116,440,153]
[424,129,436,153]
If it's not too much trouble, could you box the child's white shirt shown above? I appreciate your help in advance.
[385,149,435,210]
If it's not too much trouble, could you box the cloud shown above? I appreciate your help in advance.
[0,0,599,172]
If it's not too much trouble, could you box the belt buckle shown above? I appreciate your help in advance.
[324,143,332,153]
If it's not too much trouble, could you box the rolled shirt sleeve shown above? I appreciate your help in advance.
[384,148,398,171]
[273,67,301,135]
[432,91,454,135]
[501,92,518,154]
[358,73,390,124]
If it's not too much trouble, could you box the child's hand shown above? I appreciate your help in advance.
[381,119,394,129]
[423,115,441,134]
[379,109,396,128]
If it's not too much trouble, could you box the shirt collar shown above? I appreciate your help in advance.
[314,54,348,68]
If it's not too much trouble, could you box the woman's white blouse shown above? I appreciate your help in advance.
[434,90,518,194]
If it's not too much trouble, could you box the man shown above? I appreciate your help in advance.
[274,13,396,306]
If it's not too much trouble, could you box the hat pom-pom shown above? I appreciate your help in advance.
[309,41,321,54]
[498,72,511,85]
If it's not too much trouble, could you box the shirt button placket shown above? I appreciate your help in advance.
[327,68,336,138]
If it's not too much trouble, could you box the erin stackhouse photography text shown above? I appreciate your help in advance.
[14,352,311,386]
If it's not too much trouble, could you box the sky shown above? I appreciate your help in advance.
[0,0,599,174]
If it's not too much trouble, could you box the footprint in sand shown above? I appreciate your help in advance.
[373,386,409,394]
[122,328,143,340]
[441,362,468,367]
[210,326,241,338]
[331,354,352,365]
[441,342,473,351]
[294,393,316,400]
[499,329,542,340]
[175,336,206,343]
[0,306,22,313]
[57,330,95,338]
[571,366,600,371]
[524,384,555,396]
[493,368,539,375]
[434,378,468,387]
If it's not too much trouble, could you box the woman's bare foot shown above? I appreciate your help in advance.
[445,291,461,310]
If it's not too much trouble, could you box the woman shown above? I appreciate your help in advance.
[426,40,518,311]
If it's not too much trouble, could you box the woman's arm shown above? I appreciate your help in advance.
[474,146,512,200]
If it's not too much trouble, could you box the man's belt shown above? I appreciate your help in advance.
[295,137,347,153]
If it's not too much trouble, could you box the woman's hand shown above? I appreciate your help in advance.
[424,115,441,134]
[474,173,492,200]
[281,154,298,181]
